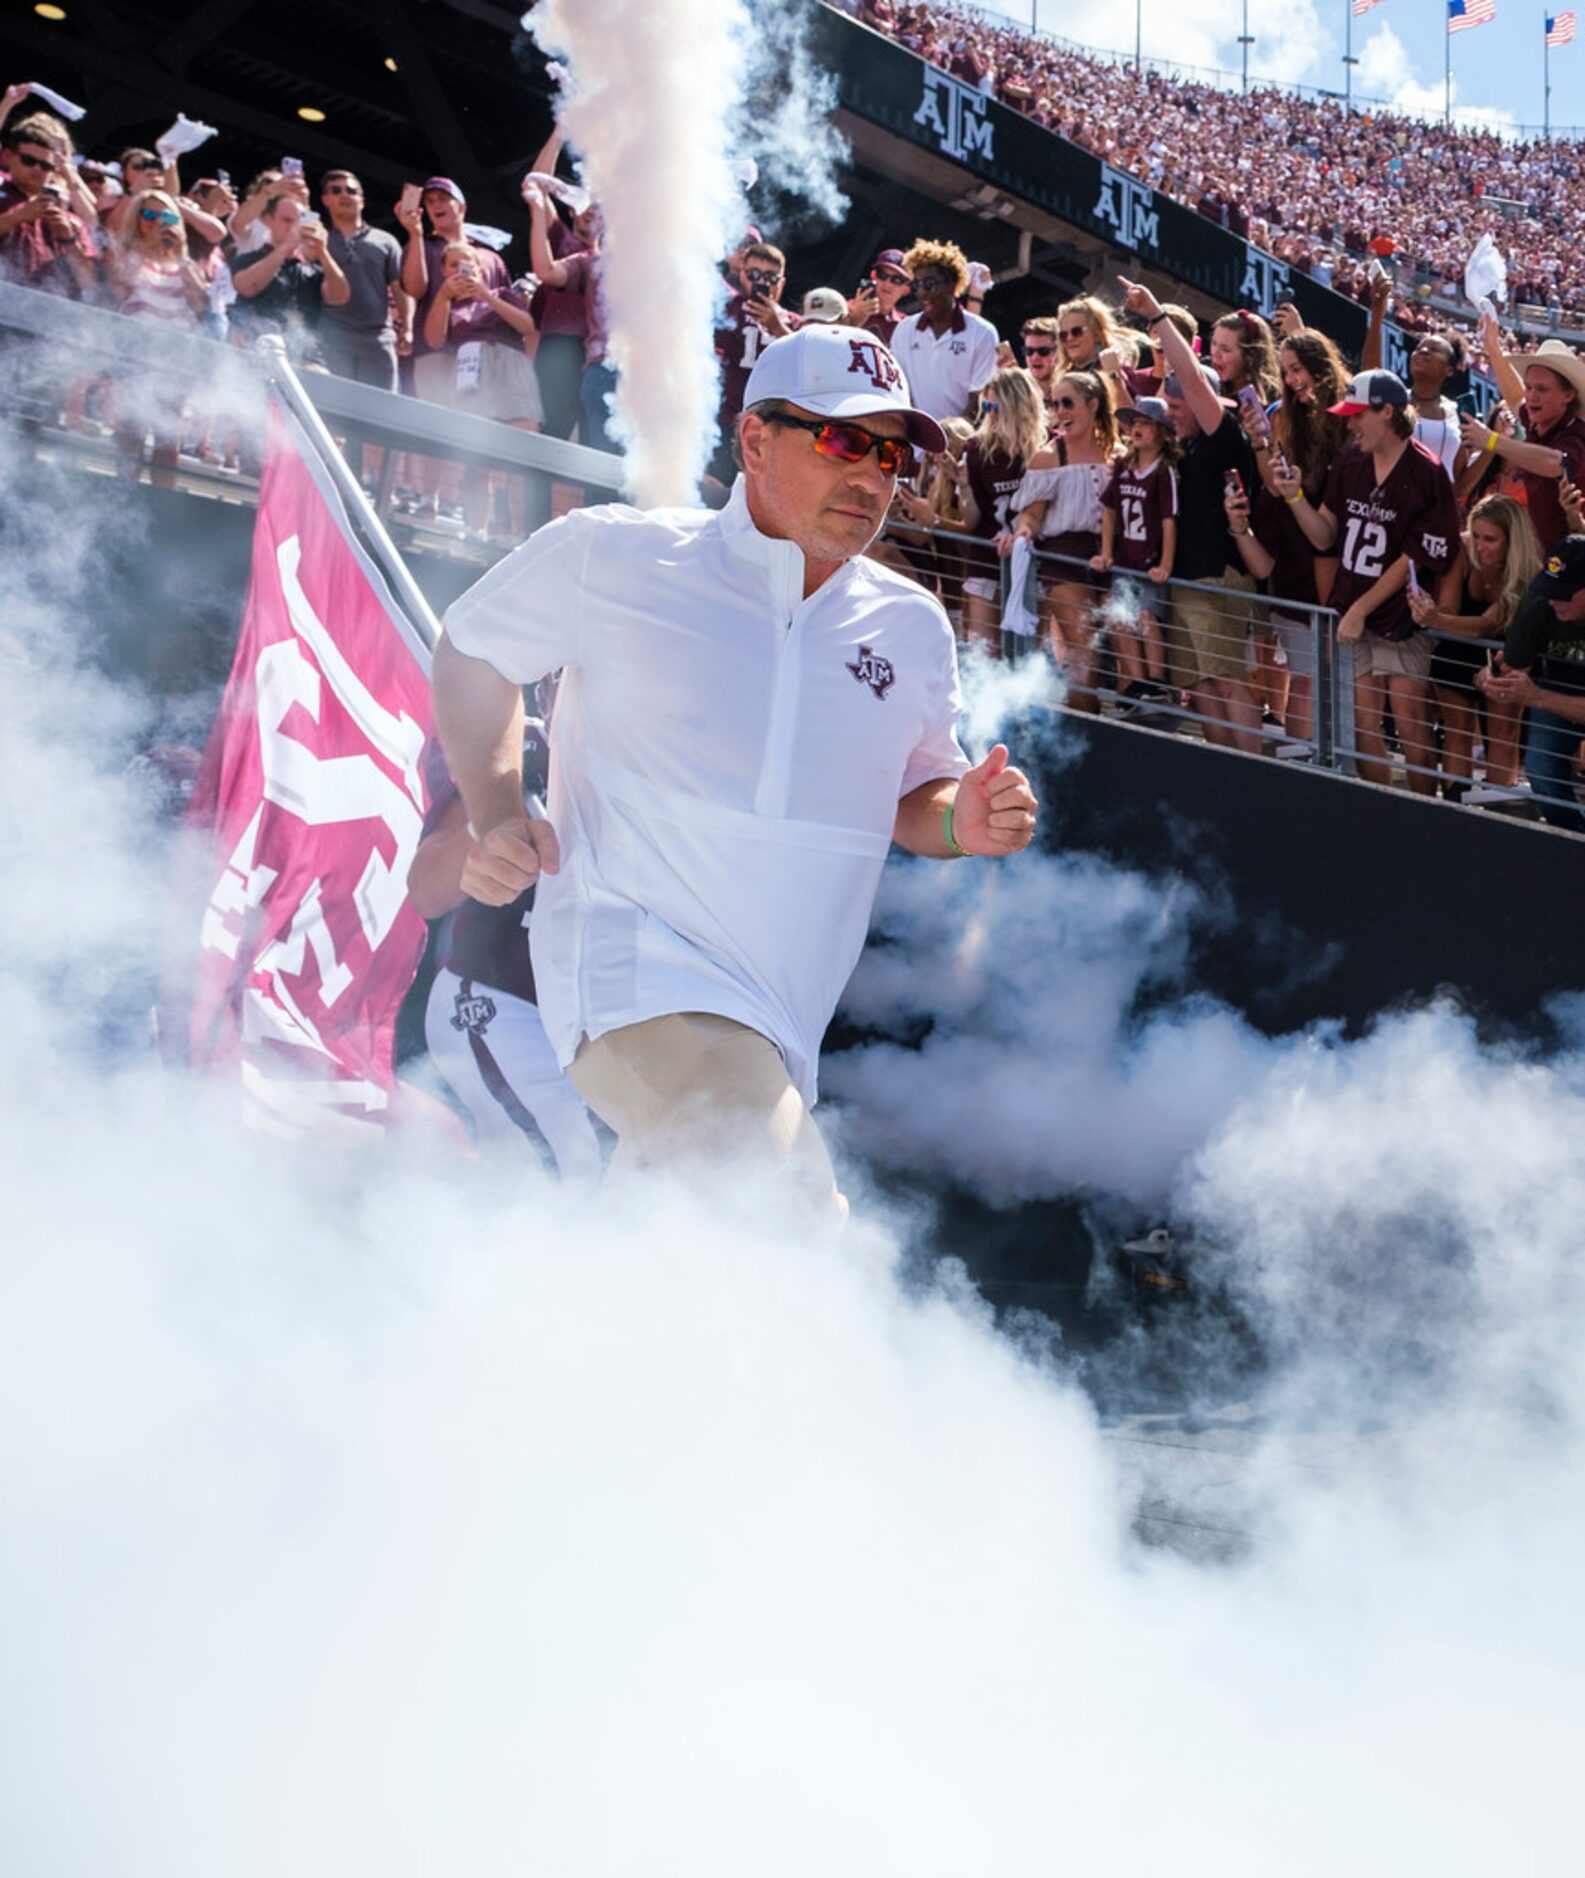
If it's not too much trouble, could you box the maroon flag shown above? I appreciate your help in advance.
[186,398,434,1134]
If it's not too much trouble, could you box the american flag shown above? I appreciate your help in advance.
[1546,11,1577,45]
[1447,0,1496,28]
[1352,0,1383,16]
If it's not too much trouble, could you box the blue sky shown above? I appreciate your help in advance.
[975,0,1581,136]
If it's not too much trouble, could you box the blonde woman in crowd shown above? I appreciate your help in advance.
[938,365,1048,654]
[1410,493,1542,798]
[107,188,210,487]
[1003,369,1119,707]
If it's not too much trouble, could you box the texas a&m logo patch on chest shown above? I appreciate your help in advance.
[846,645,895,699]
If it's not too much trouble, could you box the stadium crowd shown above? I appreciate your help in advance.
[4,64,1585,822]
[845,0,1585,334]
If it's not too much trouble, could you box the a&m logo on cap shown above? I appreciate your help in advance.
[847,338,903,393]
[1548,555,1564,577]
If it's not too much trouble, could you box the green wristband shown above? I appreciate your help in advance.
[943,798,971,859]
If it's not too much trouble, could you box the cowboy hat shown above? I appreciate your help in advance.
[1508,338,1585,406]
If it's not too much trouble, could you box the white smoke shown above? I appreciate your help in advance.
[3,301,1583,1878]
[525,0,751,503]
[525,0,852,501]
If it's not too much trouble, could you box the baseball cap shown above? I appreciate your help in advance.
[1163,361,1232,404]
[801,286,849,324]
[874,248,911,282]
[1329,369,1410,415]
[1537,536,1585,599]
[1116,396,1172,427]
[743,324,947,455]
[421,176,465,204]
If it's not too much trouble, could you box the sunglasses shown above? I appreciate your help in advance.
[978,400,1000,415]
[139,206,181,226]
[14,152,54,171]
[745,270,781,289]
[1024,342,1056,357]
[324,183,362,195]
[1053,394,1080,409]
[875,270,909,285]
[131,160,165,173]
[765,412,914,477]
[1061,325,1089,340]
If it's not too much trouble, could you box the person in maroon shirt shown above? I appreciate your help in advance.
[0,114,95,298]
[1285,370,1460,793]
[710,240,800,481]
[1094,398,1179,701]
[1461,326,1585,555]
[528,185,618,453]
[845,247,912,349]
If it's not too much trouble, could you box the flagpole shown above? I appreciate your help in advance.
[1345,0,1353,109]
[1446,12,1452,126]
[256,334,441,654]
[1545,26,1551,138]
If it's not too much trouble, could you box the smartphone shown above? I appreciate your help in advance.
[400,181,421,216]
[1237,383,1271,434]
[281,155,304,179]
[1367,256,1387,284]
[1224,469,1245,501]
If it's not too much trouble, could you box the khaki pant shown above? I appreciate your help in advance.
[568,1013,846,1218]
[1169,565,1258,687]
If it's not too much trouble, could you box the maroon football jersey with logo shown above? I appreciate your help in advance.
[1101,457,1178,573]
[963,439,1029,578]
[1323,439,1460,639]
[715,290,801,430]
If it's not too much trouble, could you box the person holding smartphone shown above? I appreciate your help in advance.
[709,239,800,483]
[315,168,406,392]
[845,247,912,348]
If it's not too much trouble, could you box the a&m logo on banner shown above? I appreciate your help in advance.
[1093,165,1160,254]
[913,66,995,164]
[1238,244,1293,318]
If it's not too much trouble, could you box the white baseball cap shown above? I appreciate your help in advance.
[743,323,947,454]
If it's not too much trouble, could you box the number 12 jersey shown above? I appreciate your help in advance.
[1323,438,1460,640]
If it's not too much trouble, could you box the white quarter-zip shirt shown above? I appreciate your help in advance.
[441,480,969,1105]
[889,307,1001,421]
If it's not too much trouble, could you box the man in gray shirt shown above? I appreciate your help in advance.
[317,168,408,391]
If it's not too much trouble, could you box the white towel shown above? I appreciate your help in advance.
[999,537,1040,639]
[155,113,218,163]
[27,81,86,122]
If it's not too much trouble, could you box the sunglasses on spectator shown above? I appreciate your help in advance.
[765,412,914,476]
[324,183,362,195]
[130,159,164,172]
[1061,324,1089,340]
[913,273,950,292]
[139,206,181,226]
[1024,342,1056,356]
[13,152,54,171]
[875,269,909,284]
[979,399,1000,415]
[1054,394,1080,408]
[745,269,781,288]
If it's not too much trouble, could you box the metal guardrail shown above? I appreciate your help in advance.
[0,281,626,528]
[875,514,1555,817]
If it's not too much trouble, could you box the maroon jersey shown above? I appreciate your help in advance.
[1517,410,1585,553]
[963,439,1029,577]
[864,307,905,349]
[715,290,802,430]
[1251,483,1320,609]
[1323,439,1460,640]
[559,251,609,366]
[1101,457,1177,573]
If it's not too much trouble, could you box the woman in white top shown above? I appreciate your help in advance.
[108,190,210,488]
[1406,330,1470,479]
[1002,370,1117,712]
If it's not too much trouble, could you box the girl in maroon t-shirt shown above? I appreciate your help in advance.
[944,367,1047,656]
[1094,402,1179,699]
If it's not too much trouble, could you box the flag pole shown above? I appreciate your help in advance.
[1545,24,1551,138]
[1445,12,1453,126]
[1345,0,1353,109]
[255,334,441,655]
